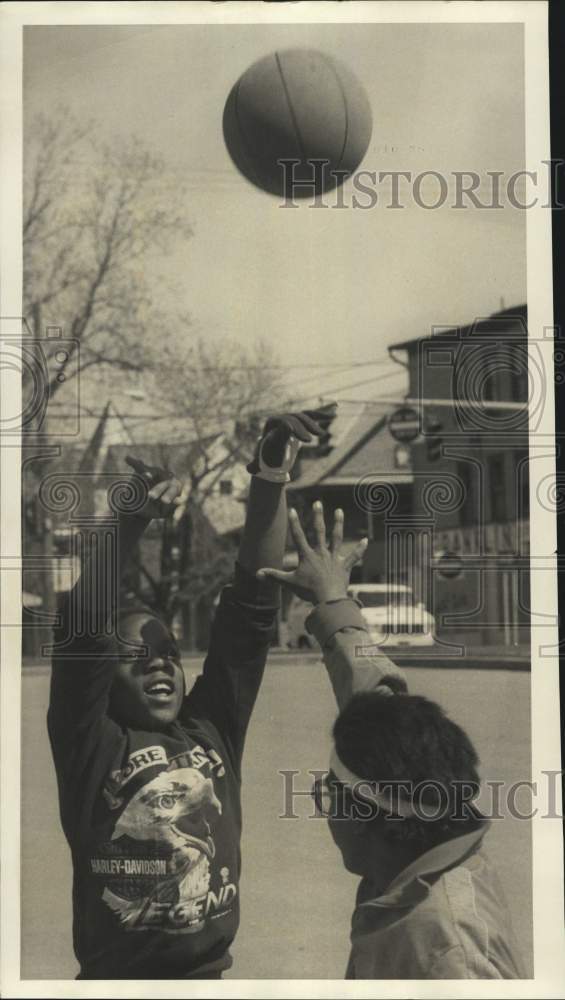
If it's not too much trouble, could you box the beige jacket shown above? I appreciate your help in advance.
[306,598,526,980]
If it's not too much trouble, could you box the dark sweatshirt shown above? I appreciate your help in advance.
[47,531,277,981]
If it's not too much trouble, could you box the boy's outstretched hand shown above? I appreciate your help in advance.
[257,501,368,605]
[124,455,183,520]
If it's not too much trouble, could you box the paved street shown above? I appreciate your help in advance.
[21,654,532,980]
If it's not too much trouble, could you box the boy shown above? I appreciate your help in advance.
[258,501,525,979]
[47,409,327,980]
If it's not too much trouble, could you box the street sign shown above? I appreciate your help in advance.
[437,551,464,579]
[388,406,421,443]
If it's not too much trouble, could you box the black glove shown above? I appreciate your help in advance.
[247,404,337,482]
[123,455,182,519]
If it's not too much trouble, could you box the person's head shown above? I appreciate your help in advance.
[317,692,481,882]
[108,606,185,732]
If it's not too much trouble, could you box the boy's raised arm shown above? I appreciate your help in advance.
[237,407,338,592]
[185,409,334,760]
[54,456,181,650]
[49,458,182,741]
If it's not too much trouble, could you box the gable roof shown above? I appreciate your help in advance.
[389,304,527,352]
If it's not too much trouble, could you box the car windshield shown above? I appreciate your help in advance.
[353,591,415,608]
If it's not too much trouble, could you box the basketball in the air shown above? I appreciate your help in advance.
[222,49,372,199]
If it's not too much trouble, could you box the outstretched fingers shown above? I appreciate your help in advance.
[344,537,369,571]
[159,481,181,505]
[288,508,311,556]
[294,413,324,437]
[285,418,314,443]
[331,508,344,554]
[312,501,327,549]
[256,568,294,584]
[147,481,170,502]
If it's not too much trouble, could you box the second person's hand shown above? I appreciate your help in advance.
[124,455,183,520]
[257,501,368,605]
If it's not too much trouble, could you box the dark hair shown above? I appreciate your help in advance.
[333,692,481,845]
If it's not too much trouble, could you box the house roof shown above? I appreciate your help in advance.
[388,304,527,352]
[289,402,412,490]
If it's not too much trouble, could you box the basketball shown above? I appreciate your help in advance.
[222,49,372,199]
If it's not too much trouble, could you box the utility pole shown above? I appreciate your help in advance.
[31,301,55,624]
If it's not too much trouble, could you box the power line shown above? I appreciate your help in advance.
[44,360,399,389]
[45,368,406,423]
[158,359,397,372]
[293,397,529,410]
[46,371,407,421]
[285,370,406,408]
[46,360,404,416]
[278,363,393,394]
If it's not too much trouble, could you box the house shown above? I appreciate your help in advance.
[387,304,530,648]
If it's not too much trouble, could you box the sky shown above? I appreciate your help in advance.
[23,21,527,415]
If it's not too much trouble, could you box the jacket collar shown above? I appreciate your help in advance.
[359,819,490,910]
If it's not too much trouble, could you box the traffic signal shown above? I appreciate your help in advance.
[316,423,332,456]
[426,416,443,462]
[313,403,337,457]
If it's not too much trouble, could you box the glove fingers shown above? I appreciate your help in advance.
[267,417,313,444]
[283,418,315,442]
[304,403,337,421]
[287,415,323,437]
[256,404,337,472]
[263,407,335,440]
[305,402,338,418]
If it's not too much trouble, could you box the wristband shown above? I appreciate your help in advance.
[251,434,301,483]
[306,597,366,647]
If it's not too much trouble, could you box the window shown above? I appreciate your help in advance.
[483,365,498,402]
[515,449,529,519]
[510,346,529,402]
[220,480,233,496]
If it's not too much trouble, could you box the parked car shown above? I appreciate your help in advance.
[347,584,435,646]
[286,583,435,649]
[286,596,318,649]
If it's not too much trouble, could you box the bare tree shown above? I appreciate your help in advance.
[115,338,283,646]
[22,109,287,650]
[24,108,192,400]
[124,336,285,646]
[22,109,192,634]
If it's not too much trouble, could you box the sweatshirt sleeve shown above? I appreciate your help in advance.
[306,599,408,711]
[47,517,148,833]
[181,562,278,771]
